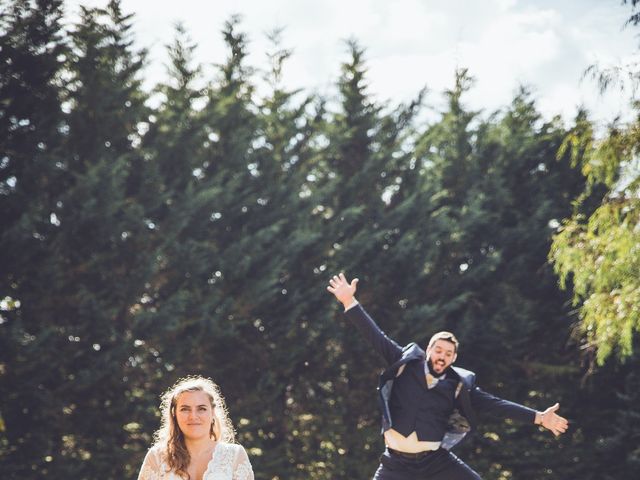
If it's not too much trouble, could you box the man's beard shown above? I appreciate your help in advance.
[427,359,447,377]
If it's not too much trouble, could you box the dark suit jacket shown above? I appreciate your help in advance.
[346,304,536,449]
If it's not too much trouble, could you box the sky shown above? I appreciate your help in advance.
[65,0,639,127]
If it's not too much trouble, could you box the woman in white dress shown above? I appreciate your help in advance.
[137,376,254,480]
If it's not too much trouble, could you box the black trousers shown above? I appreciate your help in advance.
[373,448,481,480]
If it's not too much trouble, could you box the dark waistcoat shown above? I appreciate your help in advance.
[387,360,458,441]
[377,343,473,449]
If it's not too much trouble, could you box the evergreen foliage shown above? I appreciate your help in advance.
[1,1,638,479]
[550,112,640,364]
[549,1,640,365]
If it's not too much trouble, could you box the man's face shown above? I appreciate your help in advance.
[427,339,457,374]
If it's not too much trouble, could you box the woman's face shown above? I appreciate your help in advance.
[175,391,215,440]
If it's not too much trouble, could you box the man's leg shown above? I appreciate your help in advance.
[372,451,413,480]
[425,450,481,480]
[373,449,481,480]
[373,462,402,480]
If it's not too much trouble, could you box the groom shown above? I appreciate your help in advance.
[327,273,568,480]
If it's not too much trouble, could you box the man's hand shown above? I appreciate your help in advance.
[327,273,359,309]
[535,403,569,437]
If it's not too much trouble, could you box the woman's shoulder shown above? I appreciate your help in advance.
[218,442,247,454]
[216,443,253,478]
[217,441,251,463]
[138,444,170,480]
[145,444,168,463]
[149,443,166,454]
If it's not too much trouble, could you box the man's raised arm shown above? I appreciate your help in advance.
[327,273,403,365]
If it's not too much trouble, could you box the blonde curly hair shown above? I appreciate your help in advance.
[152,376,236,478]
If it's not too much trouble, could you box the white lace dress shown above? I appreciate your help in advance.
[137,442,254,480]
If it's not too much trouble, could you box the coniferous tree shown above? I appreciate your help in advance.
[126,21,211,458]
[2,1,154,477]
[306,41,426,479]
[327,73,592,479]
[456,93,590,479]
[3,4,636,479]
[0,0,69,474]
[227,30,326,478]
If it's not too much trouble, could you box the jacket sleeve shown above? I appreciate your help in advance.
[345,304,403,365]
[469,385,537,423]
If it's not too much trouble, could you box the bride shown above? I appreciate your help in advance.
[137,376,254,480]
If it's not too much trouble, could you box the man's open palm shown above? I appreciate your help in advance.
[327,273,359,307]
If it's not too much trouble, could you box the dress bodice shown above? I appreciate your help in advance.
[137,442,254,480]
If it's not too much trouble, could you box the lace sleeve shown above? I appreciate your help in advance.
[137,447,164,480]
[232,444,254,480]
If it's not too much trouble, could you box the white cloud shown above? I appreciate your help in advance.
[63,0,637,124]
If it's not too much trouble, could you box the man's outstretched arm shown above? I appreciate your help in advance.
[327,273,403,365]
[470,387,569,437]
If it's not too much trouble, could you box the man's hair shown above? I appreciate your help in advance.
[427,331,459,352]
